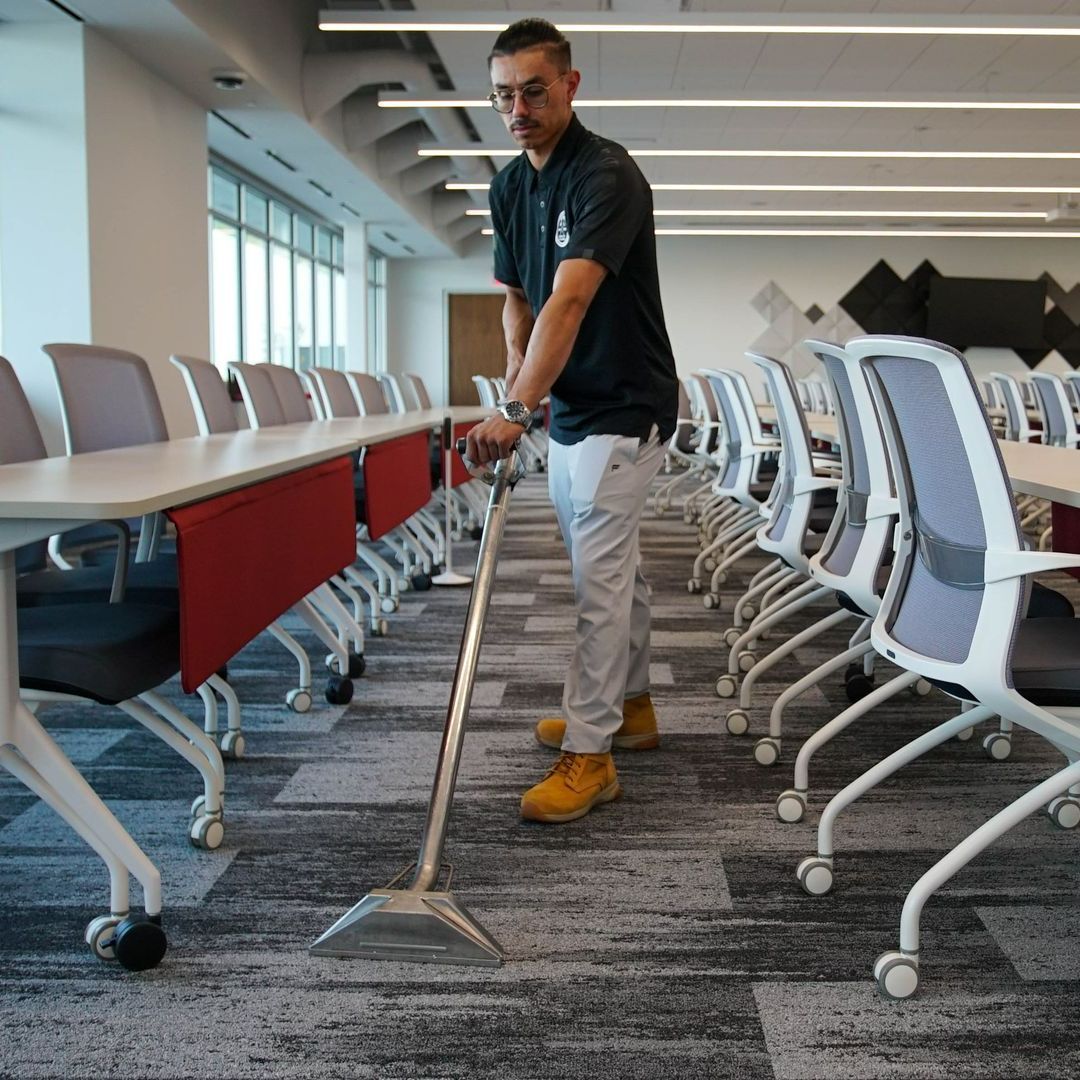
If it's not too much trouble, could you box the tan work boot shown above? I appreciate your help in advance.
[520,752,621,824]
[534,693,660,752]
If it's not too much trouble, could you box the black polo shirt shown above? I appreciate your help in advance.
[489,114,678,446]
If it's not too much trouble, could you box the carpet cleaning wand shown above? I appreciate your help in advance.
[310,439,526,966]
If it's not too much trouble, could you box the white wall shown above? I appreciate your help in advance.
[84,29,208,439]
[386,233,1080,404]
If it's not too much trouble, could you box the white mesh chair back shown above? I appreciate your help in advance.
[729,369,777,451]
[688,372,723,458]
[299,371,326,419]
[170,355,238,435]
[1063,371,1080,410]
[795,379,813,411]
[349,372,390,416]
[992,371,1037,443]
[472,375,499,408]
[701,370,752,497]
[404,372,432,410]
[378,373,408,413]
[493,376,508,399]
[1019,378,1036,408]
[806,379,829,415]
[309,367,360,418]
[0,356,48,463]
[849,336,1028,692]
[748,353,828,572]
[43,344,168,453]
[229,362,286,428]
[1029,372,1075,447]
[819,378,836,414]
[263,365,313,424]
[805,340,897,616]
[980,378,1002,410]
[671,382,696,455]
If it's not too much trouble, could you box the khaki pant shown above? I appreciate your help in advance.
[547,429,665,754]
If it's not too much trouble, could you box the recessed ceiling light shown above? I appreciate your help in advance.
[382,93,1080,111]
[478,226,1080,238]
[320,13,1080,38]
[423,147,1080,161]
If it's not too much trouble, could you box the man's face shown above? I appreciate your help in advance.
[489,46,579,155]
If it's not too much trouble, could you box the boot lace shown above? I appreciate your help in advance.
[547,752,583,780]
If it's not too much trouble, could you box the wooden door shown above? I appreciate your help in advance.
[448,292,506,405]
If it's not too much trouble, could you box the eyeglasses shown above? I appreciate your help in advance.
[488,75,565,114]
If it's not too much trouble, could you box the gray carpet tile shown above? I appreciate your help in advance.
[1,472,1079,1079]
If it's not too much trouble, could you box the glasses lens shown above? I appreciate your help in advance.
[521,85,548,108]
[490,91,514,113]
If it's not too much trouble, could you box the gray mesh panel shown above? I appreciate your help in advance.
[1032,375,1066,443]
[997,376,1021,439]
[822,356,869,495]
[890,551,983,663]
[182,357,237,433]
[265,366,313,423]
[820,519,862,577]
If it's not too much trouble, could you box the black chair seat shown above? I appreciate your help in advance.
[17,558,178,609]
[18,603,180,705]
[1011,617,1080,706]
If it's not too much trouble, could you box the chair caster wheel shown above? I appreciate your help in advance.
[955,725,975,742]
[654,506,665,518]
[85,915,122,961]
[220,731,245,760]
[703,593,719,610]
[469,526,484,541]
[753,736,780,766]
[704,557,716,573]
[1047,796,1080,829]
[112,914,168,972]
[983,732,1012,761]
[325,675,354,706]
[714,570,727,585]
[380,596,398,614]
[326,653,365,678]
[723,627,741,648]
[374,619,390,636]
[286,688,312,714]
[398,577,412,592]
[190,813,224,851]
[687,579,702,594]
[796,856,834,896]
[874,951,919,1000]
[683,514,694,525]
[910,678,932,697]
[715,674,738,699]
[776,789,806,823]
[740,603,756,621]
[844,673,875,703]
[738,651,757,673]
[725,708,749,735]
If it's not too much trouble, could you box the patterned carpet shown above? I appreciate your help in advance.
[1,472,1079,1079]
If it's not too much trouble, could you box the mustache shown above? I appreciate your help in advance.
[510,120,537,130]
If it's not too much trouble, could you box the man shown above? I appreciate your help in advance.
[465,18,678,825]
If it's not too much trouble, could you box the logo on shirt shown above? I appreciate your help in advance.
[555,210,570,248]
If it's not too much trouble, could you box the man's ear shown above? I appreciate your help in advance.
[565,69,582,102]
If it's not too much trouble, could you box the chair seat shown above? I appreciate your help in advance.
[18,603,181,705]
[1011,617,1080,706]
[17,558,179,609]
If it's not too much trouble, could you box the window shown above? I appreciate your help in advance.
[367,248,387,373]
[208,163,345,373]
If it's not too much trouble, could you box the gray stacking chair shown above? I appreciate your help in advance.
[653,382,708,516]
[404,372,433,410]
[1062,370,1080,411]
[992,370,1040,444]
[796,334,1080,1000]
[349,370,391,417]
[307,366,361,419]
[229,360,287,429]
[1030,371,1079,449]
[377,372,409,413]
[264,364,314,423]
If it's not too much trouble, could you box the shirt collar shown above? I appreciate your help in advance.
[525,113,587,193]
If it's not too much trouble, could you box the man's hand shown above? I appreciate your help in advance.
[465,415,526,465]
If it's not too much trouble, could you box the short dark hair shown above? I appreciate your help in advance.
[488,18,571,73]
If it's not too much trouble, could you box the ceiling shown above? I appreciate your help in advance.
[4,1,1080,249]
[410,0,1080,228]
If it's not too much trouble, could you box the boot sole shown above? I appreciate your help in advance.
[520,780,622,824]
[534,731,659,752]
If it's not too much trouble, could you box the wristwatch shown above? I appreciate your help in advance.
[498,400,532,430]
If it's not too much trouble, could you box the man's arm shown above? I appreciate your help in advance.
[502,286,534,396]
[467,258,608,465]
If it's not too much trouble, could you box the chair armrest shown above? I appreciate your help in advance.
[984,548,1080,584]
[793,476,841,495]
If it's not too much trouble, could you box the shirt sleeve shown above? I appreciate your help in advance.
[563,156,648,277]
[490,191,522,289]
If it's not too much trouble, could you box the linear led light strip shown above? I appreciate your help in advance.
[478,227,1080,238]
[319,14,1080,37]
[448,182,1075,194]
[382,96,1080,110]
[466,208,1047,219]
[423,148,1080,160]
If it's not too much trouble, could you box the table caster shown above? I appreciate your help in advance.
[796,855,833,896]
[874,951,919,1000]
[326,675,354,706]
[725,708,749,735]
[776,789,806,823]
[753,737,780,766]
[286,688,312,714]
